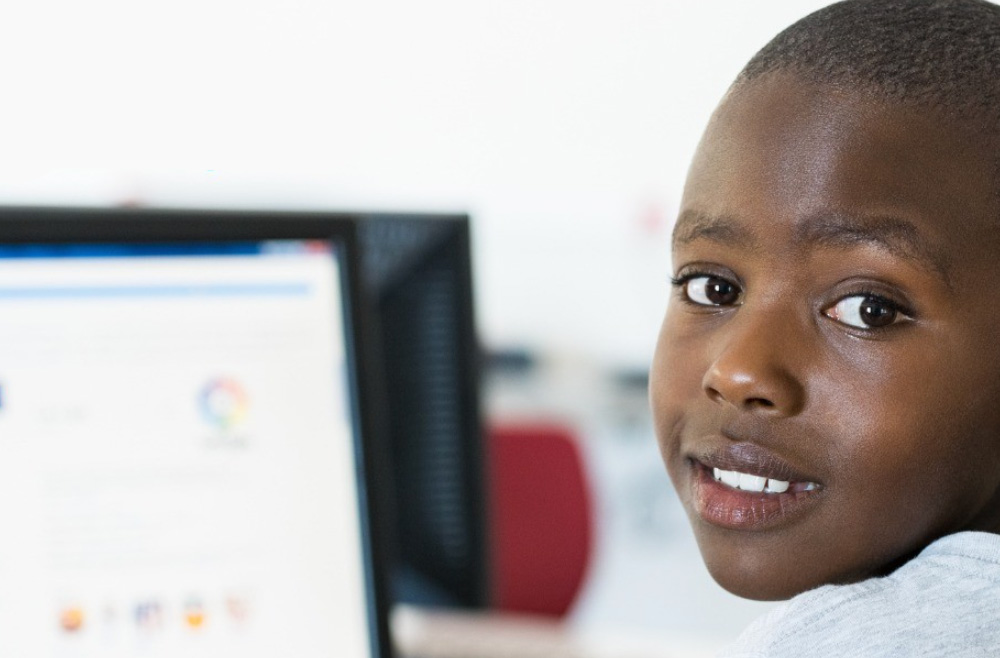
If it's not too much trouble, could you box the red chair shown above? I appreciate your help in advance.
[487,423,594,617]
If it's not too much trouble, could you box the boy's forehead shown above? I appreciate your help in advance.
[678,72,1000,268]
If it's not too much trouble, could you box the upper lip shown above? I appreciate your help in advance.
[691,440,822,484]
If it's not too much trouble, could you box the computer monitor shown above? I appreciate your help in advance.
[356,214,488,610]
[0,208,393,658]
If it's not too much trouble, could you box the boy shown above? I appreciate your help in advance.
[649,0,1000,654]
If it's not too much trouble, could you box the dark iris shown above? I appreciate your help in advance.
[705,276,739,305]
[860,297,897,327]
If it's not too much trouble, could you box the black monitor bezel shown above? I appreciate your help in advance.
[0,205,396,658]
[357,214,488,609]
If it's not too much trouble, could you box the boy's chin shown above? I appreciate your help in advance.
[705,561,804,601]
[695,534,834,601]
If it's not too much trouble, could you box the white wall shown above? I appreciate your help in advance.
[0,0,834,367]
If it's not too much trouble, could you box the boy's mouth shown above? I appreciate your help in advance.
[687,441,825,531]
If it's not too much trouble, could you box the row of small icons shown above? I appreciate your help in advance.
[0,378,248,428]
[59,594,251,635]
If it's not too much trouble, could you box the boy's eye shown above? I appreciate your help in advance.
[823,295,902,329]
[682,275,741,306]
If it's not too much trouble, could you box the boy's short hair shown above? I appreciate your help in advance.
[736,0,1000,125]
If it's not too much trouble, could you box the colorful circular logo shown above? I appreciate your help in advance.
[199,378,249,430]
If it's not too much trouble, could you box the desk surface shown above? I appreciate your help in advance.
[391,605,718,658]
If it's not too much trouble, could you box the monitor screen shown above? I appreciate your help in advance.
[0,239,374,657]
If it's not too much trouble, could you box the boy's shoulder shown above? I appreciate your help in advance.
[718,532,1000,658]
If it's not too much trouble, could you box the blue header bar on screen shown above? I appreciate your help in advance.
[0,240,334,300]
[0,284,312,300]
[0,240,332,260]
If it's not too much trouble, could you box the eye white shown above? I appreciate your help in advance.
[684,276,716,306]
[826,295,882,328]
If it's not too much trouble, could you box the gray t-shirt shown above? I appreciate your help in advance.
[718,531,1000,657]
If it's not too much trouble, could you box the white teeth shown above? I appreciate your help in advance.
[765,479,790,494]
[738,473,766,492]
[712,468,797,494]
[720,469,741,488]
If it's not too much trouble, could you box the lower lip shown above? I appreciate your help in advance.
[691,462,823,531]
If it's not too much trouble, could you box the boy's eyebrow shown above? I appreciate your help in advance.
[673,208,951,286]
[793,212,951,285]
[672,210,757,250]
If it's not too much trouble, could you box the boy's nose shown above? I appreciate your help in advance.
[701,308,806,417]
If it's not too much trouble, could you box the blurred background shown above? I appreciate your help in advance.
[2,0,835,653]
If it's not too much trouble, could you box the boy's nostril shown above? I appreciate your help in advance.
[706,386,725,405]
[707,388,778,412]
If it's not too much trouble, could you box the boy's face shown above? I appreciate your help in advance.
[650,71,1000,600]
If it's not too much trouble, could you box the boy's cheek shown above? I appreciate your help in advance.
[649,317,716,500]
[650,317,706,427]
